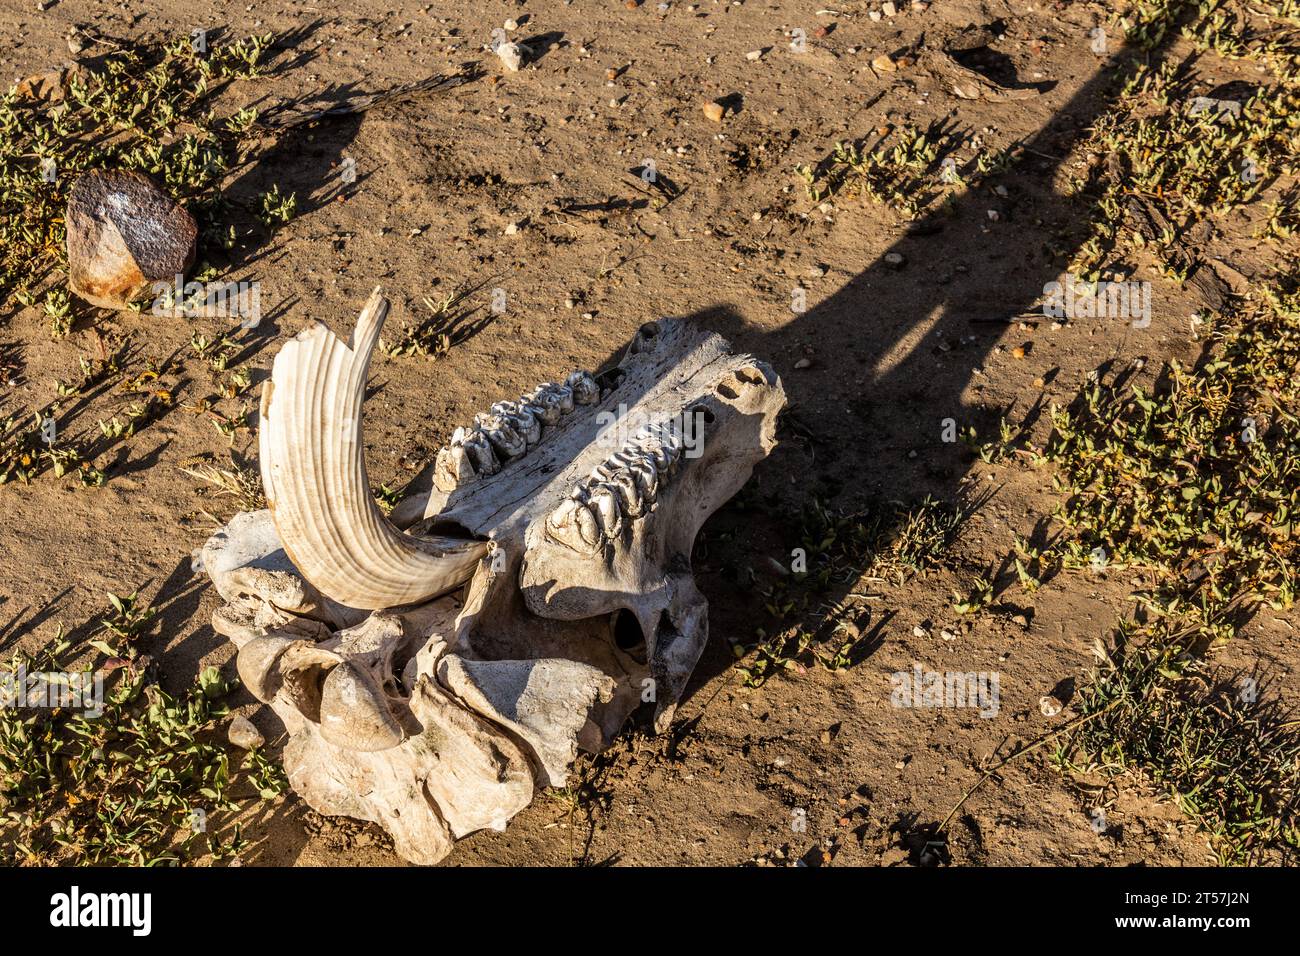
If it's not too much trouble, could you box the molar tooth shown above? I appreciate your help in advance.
[546,498,602,554]
[636,432,678,474]
[518,396,551,429]
[462,428,500,475]
[548,385,574,416]
[587,484,623,537]
[608,470,645,518]
[550,383,575,415]
[492,400,542,446]
[567,371,599,405]
[434,442,475,491]
[625,455,658,505]
[476,413,527,460]
[524,384,566,424]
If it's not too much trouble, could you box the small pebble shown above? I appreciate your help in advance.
[228,715,265,750]
[1040,695,1063,717]
[702,100,725,122]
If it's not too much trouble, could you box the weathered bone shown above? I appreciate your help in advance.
[259,288,489,609]
[198,300,785,864]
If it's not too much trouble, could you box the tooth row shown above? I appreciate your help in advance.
[544,421,684,554]
[434,371,599,492]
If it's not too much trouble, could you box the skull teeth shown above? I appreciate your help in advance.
[491,400,542,447]
[462,427,500,476]
[544,497,602,554]
[567,371,600,405]
[475,413,527,460]
[544,419,685,553]
[432,371,599,492]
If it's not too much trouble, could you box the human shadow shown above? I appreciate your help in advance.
[644,16,1207,721]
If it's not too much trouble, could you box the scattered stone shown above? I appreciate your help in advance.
[66,169,197,311]
[807,263,827,278]
[1011,345,1027,359]
[228,715,265,750]
[702,100,726,122]
[912,624,929,638]
[794,357,814,370]
[940,628,957,642]
[884,251,906,269]
[504,221,520,236]
[504,18,519,31]
[15,63,76,102]
[1039,694,1063,717]
[882,1,898,14]
[871,54,897,73]
[496,41,525,71]
[1188,95,1241,119]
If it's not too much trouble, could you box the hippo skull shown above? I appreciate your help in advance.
[197,289,785,864]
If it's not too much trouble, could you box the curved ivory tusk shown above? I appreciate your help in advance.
[260,287,489,610]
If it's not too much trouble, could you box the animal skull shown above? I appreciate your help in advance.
[197,288,785,864]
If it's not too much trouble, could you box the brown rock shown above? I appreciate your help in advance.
[15,63,75,102]
[66,169,197,310]
[702,100,725,123]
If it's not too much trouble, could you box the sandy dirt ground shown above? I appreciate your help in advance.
[1,0,1294,866]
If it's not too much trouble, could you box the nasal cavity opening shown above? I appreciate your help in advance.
[612,608,649,656]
